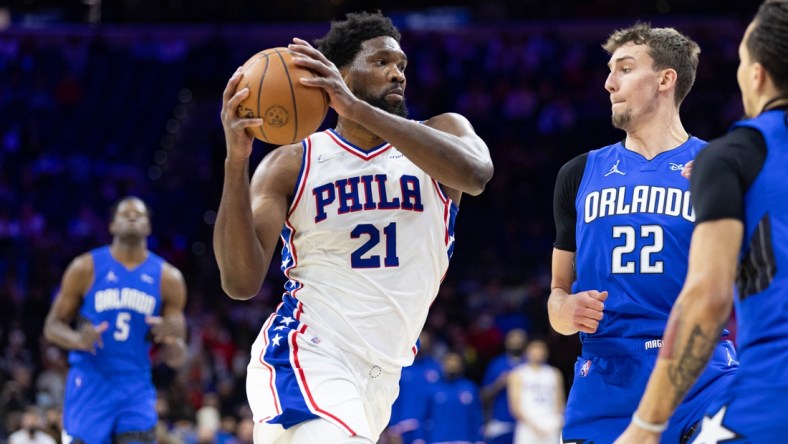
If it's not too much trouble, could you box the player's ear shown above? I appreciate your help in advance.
[751,62,768,92]
[658,68,678,92]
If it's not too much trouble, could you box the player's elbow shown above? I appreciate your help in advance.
[464,163,494,196]
[221,277,261,301]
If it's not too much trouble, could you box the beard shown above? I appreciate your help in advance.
[611,108,632,130]
[353,84,409,118]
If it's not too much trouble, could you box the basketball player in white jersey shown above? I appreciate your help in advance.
[508,339,565,444]
[214,11,493,444]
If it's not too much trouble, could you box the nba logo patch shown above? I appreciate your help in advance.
[310,336,321,344]
[580,359,591,377]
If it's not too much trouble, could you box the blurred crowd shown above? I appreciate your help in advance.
[0,16,745,443]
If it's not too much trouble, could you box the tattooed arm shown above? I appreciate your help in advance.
[614,219,743,444]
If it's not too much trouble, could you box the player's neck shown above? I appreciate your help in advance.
[110,238,148,267]
[623,113,689,160]
[334,118,384,149]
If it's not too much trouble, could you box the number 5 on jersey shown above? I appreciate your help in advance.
[351,222,399,268]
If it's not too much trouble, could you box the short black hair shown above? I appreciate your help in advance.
[315,11,401,69]
[109,196,151,221]
[748,0,788,92]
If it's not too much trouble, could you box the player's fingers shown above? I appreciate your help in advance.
[575,322,597,334]
[590,290,609,302]
[290,40,332,66]
[232,118,264,131]
[94,321,109,333]
[579,318,599,332]
[146,315,162,325]
[580,307,604,321]
[222,67,244,103]
[225,87,251,114]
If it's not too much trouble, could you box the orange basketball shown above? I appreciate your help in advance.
[235,47,329,145]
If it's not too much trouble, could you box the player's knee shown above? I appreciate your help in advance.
[286,419,374,444]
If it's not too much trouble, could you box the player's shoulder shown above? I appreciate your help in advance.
[423,112,474,135]
[160,260,185,282]
[62,251,96,288]
[700,127,764,161]
[250,142,304,190]
[69,251,95,274]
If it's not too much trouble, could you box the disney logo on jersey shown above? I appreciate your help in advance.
[312,174,424,223]
[668,162,686,172]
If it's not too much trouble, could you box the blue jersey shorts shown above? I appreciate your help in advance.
[562,338,738,444]
[63,366,157,444]
[691,380,788,442]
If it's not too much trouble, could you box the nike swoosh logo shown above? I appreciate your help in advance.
[317,152,343,163]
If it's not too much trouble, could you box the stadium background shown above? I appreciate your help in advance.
[0,0,754,442]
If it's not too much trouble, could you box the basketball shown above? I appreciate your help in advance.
[235,47,329,145]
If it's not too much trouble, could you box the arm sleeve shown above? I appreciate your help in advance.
[553,153,588,251]
[691,127,767,224]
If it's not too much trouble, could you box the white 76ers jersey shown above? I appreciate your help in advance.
[281,129,457,370]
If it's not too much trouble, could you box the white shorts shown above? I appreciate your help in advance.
[247,296,401,442]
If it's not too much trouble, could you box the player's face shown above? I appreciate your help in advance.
[110,198,151,240]
[346,36,408,117]
[737,22,758,118]
[605,42,663,130]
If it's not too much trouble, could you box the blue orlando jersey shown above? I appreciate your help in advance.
[68,246,163,373]
[574,137,704,340]
[731,111,788,383]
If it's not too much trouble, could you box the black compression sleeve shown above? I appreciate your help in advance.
[553,153,588,251]
[690,127,766,224]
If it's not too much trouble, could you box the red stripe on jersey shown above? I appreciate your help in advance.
[326,130,391,161]
[257,313,282,415]
[288,137,312,217]
[290,329,357,436]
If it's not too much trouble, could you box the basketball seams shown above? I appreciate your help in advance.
[256,51,272,142]
[237,47,327,145]
[272,50,299,144]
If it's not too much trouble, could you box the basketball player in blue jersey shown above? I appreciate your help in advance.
[549,23,738,443]
[44,197,187,444]
[615,2,788,443]
[215,11,492,444]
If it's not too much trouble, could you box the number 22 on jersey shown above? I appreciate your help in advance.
[611,224,664,274]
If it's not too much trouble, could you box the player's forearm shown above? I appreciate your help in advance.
[347,101,492,195]
[635,284,732,424]
[162,338,188,369]
[44,319,84,351]
[214,158,266,299]
[547,288,578,335]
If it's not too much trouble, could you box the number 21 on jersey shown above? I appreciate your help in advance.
[351,222,399,268]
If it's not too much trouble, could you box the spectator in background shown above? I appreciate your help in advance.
[508,339,564,444]
[423,352,483,444]
[8,408,57,444]
[481,328,527,444]
[387,330,442,443]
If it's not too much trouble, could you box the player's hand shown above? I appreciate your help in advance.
[221,66,263,161]
[613,423,662,444]
[288,37,359,118]
[681,160,694,180]
[146,313,186,345]
[565,290,608,334]
[77,321,108,354]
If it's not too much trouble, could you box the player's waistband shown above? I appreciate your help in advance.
[580,338,667,356]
